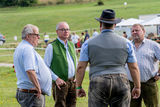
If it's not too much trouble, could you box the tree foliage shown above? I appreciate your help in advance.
[0,0,38,7]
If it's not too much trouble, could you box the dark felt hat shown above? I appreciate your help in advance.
[95,9,121,24]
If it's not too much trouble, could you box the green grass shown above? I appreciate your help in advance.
[1,0,160,106]
[0,48,45,63]
[1,67,160,107]
[0,67,89,107]
[0,0,160,42]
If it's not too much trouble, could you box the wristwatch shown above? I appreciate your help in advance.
[156,72,160,76]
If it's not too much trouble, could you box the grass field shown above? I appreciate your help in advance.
[0,0,160,42]
[1,67,160,107]
[0,67,89,107]
[1,0,160,107]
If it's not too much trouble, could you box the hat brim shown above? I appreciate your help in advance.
[95,18,121,24]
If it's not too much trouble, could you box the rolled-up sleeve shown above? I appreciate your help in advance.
[79,41,89,61]
[127,40,137,63]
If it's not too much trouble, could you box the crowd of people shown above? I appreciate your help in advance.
[70,29,99,49]
[13,9,160,107]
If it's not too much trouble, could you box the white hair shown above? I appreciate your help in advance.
[22,24,39,39]
[56,22,69,30]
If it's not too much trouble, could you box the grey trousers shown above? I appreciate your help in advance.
[88,74,131,107]
[16,90,45,107]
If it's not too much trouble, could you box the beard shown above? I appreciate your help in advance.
[132,34,140,41]
[132,34,144,43]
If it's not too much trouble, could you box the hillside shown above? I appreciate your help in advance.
[0,0,160,42]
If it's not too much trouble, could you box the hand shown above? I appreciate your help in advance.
[154,75,160,81]
[30,87,41,99]
[76,88,86,97]
[55,78,66,90]
[131,87,141,99]
[73,78,76,83]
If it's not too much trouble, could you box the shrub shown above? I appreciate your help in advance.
[0,0,38,7]
[0,0,18,6]
[56,0,65,5]
[97,0,104,5]
[18,0,38,7]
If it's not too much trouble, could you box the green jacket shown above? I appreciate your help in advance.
[50,39,76,81]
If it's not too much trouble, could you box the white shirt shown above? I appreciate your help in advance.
[44,35,49,41]
[92,31,99,37]
[71,34,79,44]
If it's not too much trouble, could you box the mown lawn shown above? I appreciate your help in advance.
[0,0,160,42]
[0,67,89,107]
[1,67,160,107]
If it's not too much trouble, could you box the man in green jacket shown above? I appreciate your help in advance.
[44,22,77,107]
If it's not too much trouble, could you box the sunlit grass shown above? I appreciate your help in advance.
[0,67,89,107]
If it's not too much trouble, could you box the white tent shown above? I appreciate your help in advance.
[117,18,144,27]
[142,17,160,26]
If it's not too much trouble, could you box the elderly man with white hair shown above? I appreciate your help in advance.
[14,24,52,107]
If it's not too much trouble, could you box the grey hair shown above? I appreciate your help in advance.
[56,22,69,30]
[22,24,39,39]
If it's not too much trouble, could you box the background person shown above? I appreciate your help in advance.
[84,30,90,42]
[44,22,77,107]
[123,31,128,38]
[71,32,79,48]
[44,32,50,45]
[76,9,140,107]
[14,24,52,107]
[92,29,99,37]
[127,24,160,107]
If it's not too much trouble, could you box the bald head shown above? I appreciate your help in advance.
[56,22,69,30]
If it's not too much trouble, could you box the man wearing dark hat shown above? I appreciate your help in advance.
[76,9,141,107]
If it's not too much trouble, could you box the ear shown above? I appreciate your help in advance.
[56,30,58,34]
[100,22,102,32]
[25,34,30,40]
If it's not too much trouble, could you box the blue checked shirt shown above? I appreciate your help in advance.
[127,38,160,82]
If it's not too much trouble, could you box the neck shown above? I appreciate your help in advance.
[24,39,34,47]
[63,40,67,44]
[58,37,67,45]
[134,39,143,48]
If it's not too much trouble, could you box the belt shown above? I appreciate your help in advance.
[129,77,156,83]
[17,88,38,93]
[17,88,45,95]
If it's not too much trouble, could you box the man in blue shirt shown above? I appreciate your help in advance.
[76,9,141,107]
[14,24,52,107]
[127,24,160,107]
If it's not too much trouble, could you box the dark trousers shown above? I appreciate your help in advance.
[16,90,45,107]
[130,78,159,107]
[52,79,76,107]
[88,74,131,107]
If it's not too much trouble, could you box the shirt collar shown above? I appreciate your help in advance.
[101,29,113,33]
[23,40,34,48]
[132,38,146,44]
[57,37,68,47]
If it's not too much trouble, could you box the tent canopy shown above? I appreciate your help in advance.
[117,18,144,27]
[141,17,160,26]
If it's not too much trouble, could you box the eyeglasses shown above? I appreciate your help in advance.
[58,28,70,32]
[29,33,40,37]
